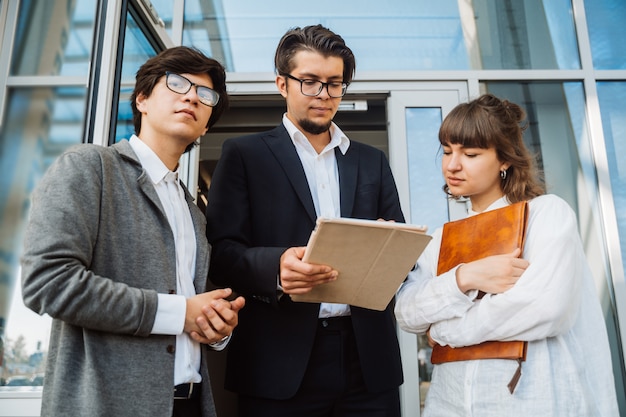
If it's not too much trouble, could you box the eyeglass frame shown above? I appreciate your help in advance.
[281,73,348,98]
[164,71,220,107]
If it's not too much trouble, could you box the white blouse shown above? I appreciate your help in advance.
[395,194,619,416]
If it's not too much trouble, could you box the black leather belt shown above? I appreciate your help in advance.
[174,382,201,400]
[318,316,352,330]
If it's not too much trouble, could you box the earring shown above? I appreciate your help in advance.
[500,169,507,180]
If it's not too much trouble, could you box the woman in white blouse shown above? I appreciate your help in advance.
[394,94,619,416]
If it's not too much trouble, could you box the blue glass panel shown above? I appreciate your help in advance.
[10,0,96,76]
[181,0,579,72]
[475,0,579,69]
[486,81,625,402]
[597,82,626,277]
[539,0,580,69]
[114,12,158,142]
[593,81,626,411]
[183,0,231,68]
[119,13,158,84]
[585,0,626,69]
[115,86,136,143]
[186,0,469,72]
[145,0,175,36]
[406,107,448,232]
[405,106,446,410]
[0,87,86,387]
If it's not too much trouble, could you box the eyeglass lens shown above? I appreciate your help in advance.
[284,74,346,98]
[302,80,346,98]
[166,72,219,106]
[301,80,346,98]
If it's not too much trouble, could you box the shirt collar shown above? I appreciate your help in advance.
[282,114,350,155]
[129,134,175,184]
[468,196,510,216]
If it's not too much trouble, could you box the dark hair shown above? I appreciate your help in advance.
[439,93,545,202]
[274,24,356,84]
[130,46,229,135]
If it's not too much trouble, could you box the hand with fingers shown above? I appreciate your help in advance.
[278,246,338,295]
[455,248,529,295]
[185,288,245,345]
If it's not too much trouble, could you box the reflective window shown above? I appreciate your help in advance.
[483,83,589,209]
[406,107,448,232]
[0,87,87,388]
[115,11,158,143]
[598,82,626,285]
[10,0,95,76]
[183,0,231,69]
[178,0,579,72]
[585,0,626,69]
[0,0,3,49]
[116,86,136,143]
[404,106,446,411]
[145,0,175,36]
[490,80,625,404]
[597,81,626,408]
[120,13,158,84]
[475,0,579,69]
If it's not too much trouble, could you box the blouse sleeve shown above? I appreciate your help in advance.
[394,227,477,334]
[429,195,584,347]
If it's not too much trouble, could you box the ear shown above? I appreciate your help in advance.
[500,162,511,171]
[276,75,288,98]
[135,92,148,112]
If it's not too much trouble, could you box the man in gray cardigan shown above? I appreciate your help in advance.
[20,46,244,417]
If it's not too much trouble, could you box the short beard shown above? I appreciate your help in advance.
[298,118,332,135]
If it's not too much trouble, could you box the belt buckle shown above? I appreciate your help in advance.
[174,382,195,400]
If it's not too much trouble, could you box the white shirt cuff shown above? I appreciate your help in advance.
[151,293,186,335]
[209,335,231,351]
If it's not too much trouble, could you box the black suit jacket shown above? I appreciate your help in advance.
[206,124,404,399]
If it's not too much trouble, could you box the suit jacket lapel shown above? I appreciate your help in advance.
[264,126,317,223]
[113,141,165,216]
[113,140,208,292]
[335,146,358,217]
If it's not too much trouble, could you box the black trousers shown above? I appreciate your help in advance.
[173,393,202,417]
[238,317,401,417]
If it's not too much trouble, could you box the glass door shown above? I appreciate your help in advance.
[386,85,468,416]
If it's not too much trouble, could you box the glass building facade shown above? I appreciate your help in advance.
[0,0,625,415]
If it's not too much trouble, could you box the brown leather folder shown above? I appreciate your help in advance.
[431,201,529,365]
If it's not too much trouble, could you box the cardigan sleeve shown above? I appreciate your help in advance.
[21,145,159,336]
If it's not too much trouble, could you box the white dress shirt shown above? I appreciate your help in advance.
[395,194,619,416]
[283,115,351,318]
[129,135,201,385]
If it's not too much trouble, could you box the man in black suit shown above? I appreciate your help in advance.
[206,24,404,417]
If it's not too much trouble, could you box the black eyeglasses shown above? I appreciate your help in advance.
[282,73,347,98]
[165,72,220,107]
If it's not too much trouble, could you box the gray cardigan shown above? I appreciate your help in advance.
[21,140,217,417]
